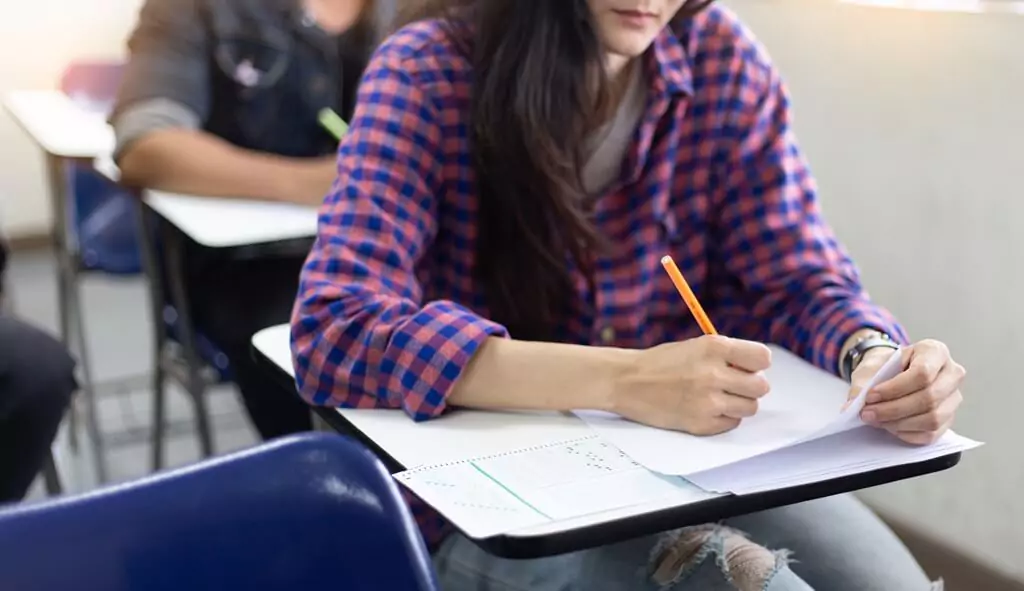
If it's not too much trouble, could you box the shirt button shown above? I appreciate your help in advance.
[600,326,616,345]
[310,76,327,95]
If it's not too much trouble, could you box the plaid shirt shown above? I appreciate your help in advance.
[292,6,907,548]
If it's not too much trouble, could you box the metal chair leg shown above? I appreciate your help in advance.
[66,400,80,453]
[46,155,106,483]
[42,451,62,496]
[191,379,215,458]
[162,230,214,459]
[151,342,168,471]
[135,201,171,471]
[48,161,79,454]
[66,277,106,483]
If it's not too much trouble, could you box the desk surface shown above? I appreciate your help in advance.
[4,90,113,158]
[94,156,320,249]
[251,324,961,558]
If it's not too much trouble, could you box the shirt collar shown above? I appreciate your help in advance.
[646,25,694,98]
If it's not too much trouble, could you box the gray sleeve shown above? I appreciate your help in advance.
[112,98,202,160]
[112,0,210,129]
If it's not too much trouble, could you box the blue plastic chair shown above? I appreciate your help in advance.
[0,433,440,591]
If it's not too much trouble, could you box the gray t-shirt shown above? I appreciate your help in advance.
[581,64,648,196]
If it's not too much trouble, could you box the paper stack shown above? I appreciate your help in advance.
[578,346,981,494]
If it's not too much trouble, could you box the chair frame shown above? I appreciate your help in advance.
[134,202,215,470]
[45,154,107,482]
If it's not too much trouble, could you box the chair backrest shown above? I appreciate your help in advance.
[0,434,440,591]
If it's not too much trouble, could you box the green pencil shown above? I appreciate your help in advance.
[318,107,349,140]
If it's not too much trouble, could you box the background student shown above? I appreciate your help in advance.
[0,234,75,504]
[111,0,397,439]
[291,0,965,588]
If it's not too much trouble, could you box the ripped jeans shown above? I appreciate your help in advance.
[432,495,942,591]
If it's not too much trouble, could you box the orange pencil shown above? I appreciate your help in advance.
[660,255,718,336]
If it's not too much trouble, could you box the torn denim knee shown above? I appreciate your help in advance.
[649,524,792,591]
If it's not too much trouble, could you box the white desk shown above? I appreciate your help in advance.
[93,156,319,249]
[252,324,614,468]
[251,323,962,558]
[251,324,725,543]
[4,90,114,482]
[92,155,318,469]
[4,90,113,158]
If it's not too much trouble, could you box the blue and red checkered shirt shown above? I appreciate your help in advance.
[291,6,907,548]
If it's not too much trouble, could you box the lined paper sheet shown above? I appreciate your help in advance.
[395,437,719,539]
[394,462,551,536]
[577,346,858,475]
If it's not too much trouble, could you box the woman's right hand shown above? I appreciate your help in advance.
[611,336,772,436]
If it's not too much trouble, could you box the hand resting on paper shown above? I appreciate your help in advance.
[849,339,965,445]
[611,335,772,436]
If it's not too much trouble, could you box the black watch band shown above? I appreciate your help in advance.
[841,333,899,382]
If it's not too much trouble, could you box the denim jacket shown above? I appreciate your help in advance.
[113,0,396,158]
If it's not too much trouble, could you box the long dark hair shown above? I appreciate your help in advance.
[398,0,711,341]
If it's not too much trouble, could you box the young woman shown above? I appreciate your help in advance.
[292,0,964,588]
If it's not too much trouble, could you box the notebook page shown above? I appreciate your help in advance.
[394,437,717,539]
[471,438,709,519]
[394,461,551,538]
[577,346,852,475]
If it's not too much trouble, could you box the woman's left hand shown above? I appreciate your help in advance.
[850,339,965,445]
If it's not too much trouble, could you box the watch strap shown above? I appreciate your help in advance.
[841,333,899,382]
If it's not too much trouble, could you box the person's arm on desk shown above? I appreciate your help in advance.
[112,0,334,205]
[117,130,336,205]
[448,336,772,435]
[291,47,771,436]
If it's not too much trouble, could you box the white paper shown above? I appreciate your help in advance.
[795,347,904,442]
[577,346,858,475]
[395,437,715,538]
[686,427,982,495]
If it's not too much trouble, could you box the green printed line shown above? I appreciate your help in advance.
[470,461,551,520]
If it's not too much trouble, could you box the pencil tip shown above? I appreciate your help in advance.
[661,255,672,264]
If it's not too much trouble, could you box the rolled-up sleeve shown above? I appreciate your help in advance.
[714,58,908,374]
[290,49,507,422]
[111,0,210,157]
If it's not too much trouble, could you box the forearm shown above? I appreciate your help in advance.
[449,337,634,413]
[117,129,331,204]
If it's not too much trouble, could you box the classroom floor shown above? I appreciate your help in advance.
[7,248,259,497]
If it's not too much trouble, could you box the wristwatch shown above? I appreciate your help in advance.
[840,332,899,382]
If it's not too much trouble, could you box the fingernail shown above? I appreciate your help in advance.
[861,409,876,423]
[866,391,880,404]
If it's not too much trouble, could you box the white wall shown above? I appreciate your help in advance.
[730,0,1024,579]
[0,0,141,236]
